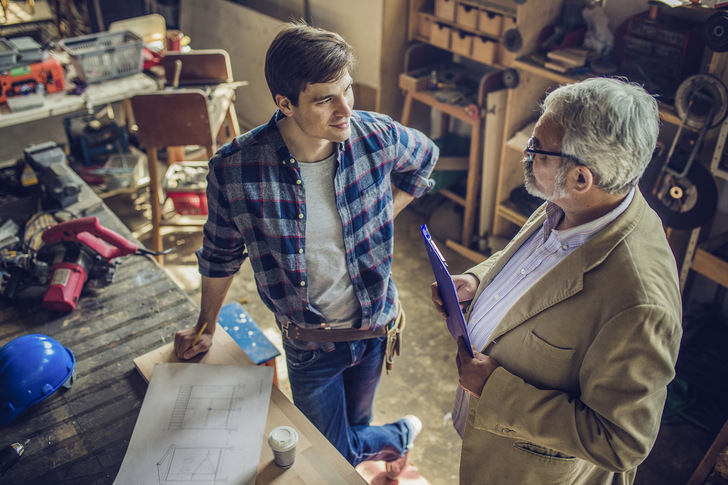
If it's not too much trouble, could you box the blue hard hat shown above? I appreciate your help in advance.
[0,334,76,427]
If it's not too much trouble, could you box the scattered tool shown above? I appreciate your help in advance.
[1,216,172,312]
[0,440,28,477]
[39,216,171,312]
[23,142,81,209]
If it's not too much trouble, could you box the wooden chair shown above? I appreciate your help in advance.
[130,49,242,264]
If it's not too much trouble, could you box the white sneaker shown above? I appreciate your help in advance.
[403,414,422,449]
[385,415,422,479]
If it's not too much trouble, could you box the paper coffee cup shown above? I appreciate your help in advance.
[268,426,298,468]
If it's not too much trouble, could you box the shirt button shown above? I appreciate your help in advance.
[520,268,526,275]
[562,244,568,250]
[298,248,303,254]
[494,294,500,300]
[296,179,301,184]
[298,213,304,219]
[300,281,306,287]
[290,158,295,163]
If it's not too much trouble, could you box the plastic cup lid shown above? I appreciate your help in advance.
[268,426,298,451]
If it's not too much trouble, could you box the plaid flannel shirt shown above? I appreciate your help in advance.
[197,110,438,348]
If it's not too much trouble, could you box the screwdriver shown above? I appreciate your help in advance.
[0,440,28,477]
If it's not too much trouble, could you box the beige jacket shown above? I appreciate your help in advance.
[459,191,682,485]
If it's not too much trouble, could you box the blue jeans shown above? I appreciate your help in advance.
[284,337,412,466]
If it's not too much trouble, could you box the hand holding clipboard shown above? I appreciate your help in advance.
[421,224,474,357]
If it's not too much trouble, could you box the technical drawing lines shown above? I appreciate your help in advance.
[169,384,245,430]
[169,385,193,429]
[157,444,232,484]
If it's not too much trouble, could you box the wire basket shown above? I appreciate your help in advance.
[59,31,144,83]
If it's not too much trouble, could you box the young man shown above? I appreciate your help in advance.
[432,78,682,484]
[174,22,438,475]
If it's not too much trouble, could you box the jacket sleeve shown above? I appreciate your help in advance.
[470,304,681,472]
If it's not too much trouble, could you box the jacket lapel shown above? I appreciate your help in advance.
[473,191,648,349]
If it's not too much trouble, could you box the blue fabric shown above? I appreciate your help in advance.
[284,337,412,466]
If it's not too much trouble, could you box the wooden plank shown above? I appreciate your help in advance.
[445,239,487,263]
[688,418,728,485]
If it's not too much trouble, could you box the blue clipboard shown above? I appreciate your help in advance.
[421,224,474,357]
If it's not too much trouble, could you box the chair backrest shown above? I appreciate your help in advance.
[161,49,233,86]
[108,14,166,46]
[130,90,214,148]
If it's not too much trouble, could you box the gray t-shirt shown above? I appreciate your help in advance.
[298,154,361,329]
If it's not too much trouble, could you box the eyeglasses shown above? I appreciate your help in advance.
[525,137,573,163]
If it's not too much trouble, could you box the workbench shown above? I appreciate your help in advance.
[0,71,159,128]
[0,169,365,484]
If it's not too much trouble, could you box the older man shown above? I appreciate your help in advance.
[433,77,682,484]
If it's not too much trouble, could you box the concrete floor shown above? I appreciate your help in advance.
[103,187,726,485]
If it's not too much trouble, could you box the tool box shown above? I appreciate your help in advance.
[0,57,64,104]
[63,108,130,166]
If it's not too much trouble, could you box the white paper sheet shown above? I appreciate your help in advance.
[114,363,273,485]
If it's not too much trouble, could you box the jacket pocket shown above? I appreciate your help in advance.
[513,441,575,461]
[512,441,580,483]
[525,330,576,361]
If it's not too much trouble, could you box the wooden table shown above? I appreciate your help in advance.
[0,168,365,484]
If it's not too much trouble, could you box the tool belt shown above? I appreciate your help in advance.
[279,303,406,373]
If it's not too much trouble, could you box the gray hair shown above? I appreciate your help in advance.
[541,77,660,194]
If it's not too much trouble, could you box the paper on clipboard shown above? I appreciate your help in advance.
[421,224,474,357]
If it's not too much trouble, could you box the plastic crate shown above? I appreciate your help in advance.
[167,191,208,215]
[59,31,143,83]
[163,161,208,216]
[0,37,18,69]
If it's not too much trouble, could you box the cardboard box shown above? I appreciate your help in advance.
[431,23,452,50]
[456,4,478,30]
[435,0,456,21]
[399,72,431,92]
[479,11,503,37]
[451,31,474,57]
[417,12,433,39]
[472,36,496,64]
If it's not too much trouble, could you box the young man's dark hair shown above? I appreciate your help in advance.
[265,22,356,106]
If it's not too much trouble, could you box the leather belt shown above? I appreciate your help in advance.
[279,302,406,373]
[280,321,387,342]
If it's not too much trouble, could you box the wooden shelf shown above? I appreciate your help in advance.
[400,42,506,247]
[512,57,587,85]
[691,232,728,289]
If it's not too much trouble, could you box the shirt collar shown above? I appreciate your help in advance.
[543,187,636,246]
[270,109,346,163]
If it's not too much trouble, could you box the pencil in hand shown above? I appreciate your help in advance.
[192,322,208,347]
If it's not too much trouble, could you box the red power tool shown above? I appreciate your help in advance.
[39,216,140,312]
